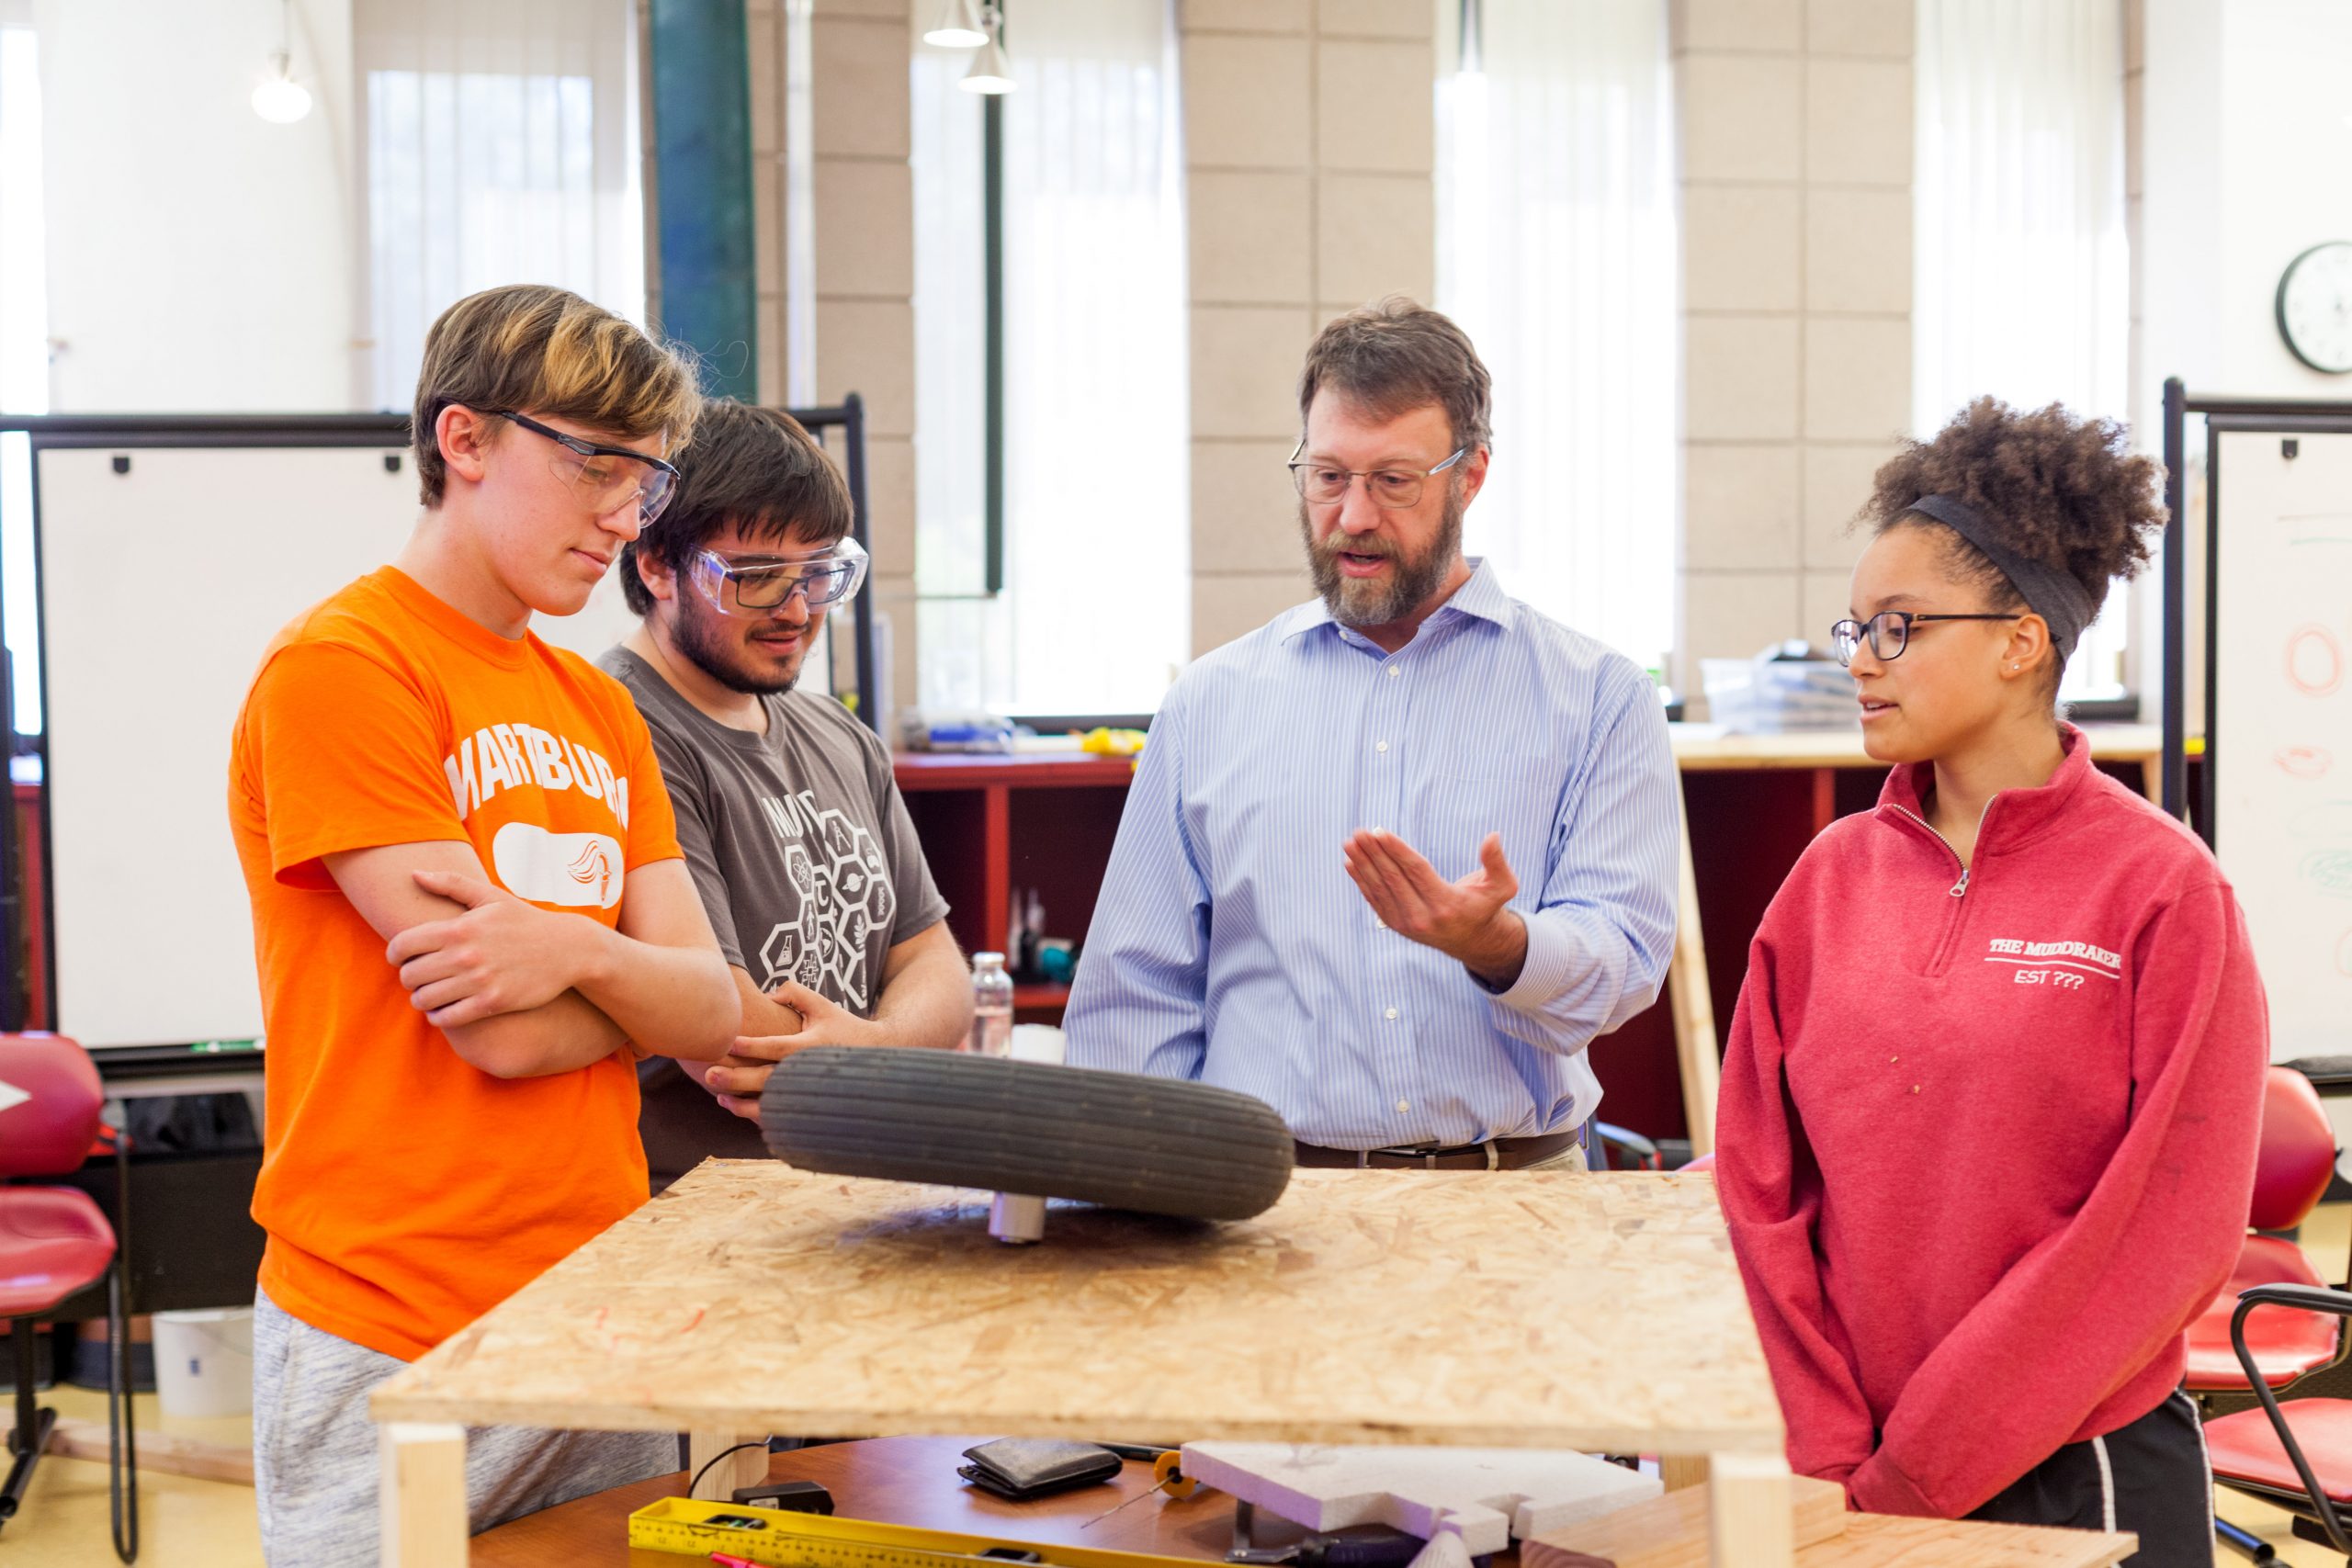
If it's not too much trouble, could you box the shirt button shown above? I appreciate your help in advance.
[1396,1099,1410,1113]
[1386,665,1399,679]
[1372,915,1385,929]
[1375,740,1389,753]
[1385,1006,1399,1021]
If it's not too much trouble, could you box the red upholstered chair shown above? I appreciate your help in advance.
[2188,1067,2344,1414]
[0,1033,137,1562]
[2205,1284,2352,1559]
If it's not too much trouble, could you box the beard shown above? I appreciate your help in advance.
[671,595,809,695]
[1299,483,1466,631]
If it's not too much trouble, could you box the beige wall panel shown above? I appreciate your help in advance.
[810,17,912,159]
[1191,170,1316,303]
[1679,55,1804,183]
[1682,570,1804,667]
[1193,440,1308,576]
[1184,35,1313,170]
[1685,316,1802,442]
[1182,0,1311,34]
[1193,306,1317,438]
[814,158,916,299]
[1800,442,1893,569]
[1799,569,1856,652]
[1317,0,1435,41]
[1803,316,1911,442]
[859,434,918,575]
[1804,0,1912,58]
[815,299,917,436]
[1804,59,1911,186]
[1684,186,1802,313]
[1804,186,1910,314]
[1674,0,1802,52]
[1316,39,1436,175]
[1193,570,1313,657]
[1316,172,1436,307]
[1685,444,1803,571]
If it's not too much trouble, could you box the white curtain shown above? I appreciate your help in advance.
[912,0,1189,716]
[356,0,644,412]
[1435,0,1678,672]
[1915,0,2130,696]
[0,15,46,736]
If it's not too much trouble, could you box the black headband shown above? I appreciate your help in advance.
[1905,493,2094,666]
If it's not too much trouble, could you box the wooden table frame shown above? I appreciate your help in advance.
[372,1164,1798,1568]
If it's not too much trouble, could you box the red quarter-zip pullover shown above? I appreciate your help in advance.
[1718,726,2266,1518]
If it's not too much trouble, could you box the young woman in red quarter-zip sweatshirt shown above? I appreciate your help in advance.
[1717,399,2266,1565]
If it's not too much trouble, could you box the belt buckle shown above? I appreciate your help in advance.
[1369,1143,1444,1169]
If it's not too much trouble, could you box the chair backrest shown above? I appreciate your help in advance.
[1682,1152,1716,1173]
[2250,1065,2338,1233]
[0,1032,104,1179]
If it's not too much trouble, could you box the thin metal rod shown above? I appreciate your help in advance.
[2200,425,2221,850]
[2161,378,2187,820]
[982,69,1005,598]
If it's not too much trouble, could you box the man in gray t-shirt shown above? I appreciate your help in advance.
[598,401,971,1190]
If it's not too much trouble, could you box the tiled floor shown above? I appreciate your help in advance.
[7,1206,2352,1566]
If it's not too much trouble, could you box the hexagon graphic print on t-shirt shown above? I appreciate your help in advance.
[752,790,896,1010]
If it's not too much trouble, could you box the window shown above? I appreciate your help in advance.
[356,0,646,412]
[911,0,1189,717]
[1915,0,2131,701]
[1435,0,1678,672]
[0,8,46,742]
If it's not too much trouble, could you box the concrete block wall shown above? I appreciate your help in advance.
[1178,0,1438,658]
[1673,0,1914,712]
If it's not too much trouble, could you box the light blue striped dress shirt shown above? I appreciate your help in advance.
[1064,558,1681,1149]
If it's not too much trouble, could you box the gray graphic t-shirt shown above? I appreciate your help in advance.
[600,648,948,1188]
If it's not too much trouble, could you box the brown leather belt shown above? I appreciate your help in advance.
[1292,1129,1583,1170]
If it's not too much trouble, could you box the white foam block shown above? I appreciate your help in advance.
[1180,1443,1663,1556]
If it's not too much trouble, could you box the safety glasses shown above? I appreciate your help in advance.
[685,536,870,616]
[488,410,680,525]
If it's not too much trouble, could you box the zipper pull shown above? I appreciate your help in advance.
[1950,865,1971,898]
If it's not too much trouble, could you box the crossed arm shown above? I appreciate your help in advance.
[325,840,739,1079]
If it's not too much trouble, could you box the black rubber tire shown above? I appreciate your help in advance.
[760,1047,1292,1221]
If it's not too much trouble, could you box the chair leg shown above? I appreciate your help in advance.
[1,1318,56,1529]
[108,1133,137,1563]
[2215,1514,2278,1562]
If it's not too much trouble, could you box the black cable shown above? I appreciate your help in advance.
[687,1440,769,1499]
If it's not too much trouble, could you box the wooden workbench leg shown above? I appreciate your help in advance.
[689,1428,771,1501]
[1707,1451,1792,1567]
[1667,800,1722,1156]
[1660,1454,1710,1492]
[379,1422,466,1568]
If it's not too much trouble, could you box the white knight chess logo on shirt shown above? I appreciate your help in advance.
[753,791,895,1010]
[1982,937,2121,989]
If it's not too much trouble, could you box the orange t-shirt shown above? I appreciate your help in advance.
[230,566,682,1362]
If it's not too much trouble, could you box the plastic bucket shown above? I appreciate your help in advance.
[153,1306,254,1418]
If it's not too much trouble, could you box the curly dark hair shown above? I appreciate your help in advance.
[1859,398,2168,629]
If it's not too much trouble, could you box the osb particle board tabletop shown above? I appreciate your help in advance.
[372,1161,1782,1457]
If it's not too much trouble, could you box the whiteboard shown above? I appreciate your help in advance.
[2211,429,2352,1061]
[34,442,651,1049]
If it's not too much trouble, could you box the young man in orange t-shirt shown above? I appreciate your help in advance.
[230,284,740,1565]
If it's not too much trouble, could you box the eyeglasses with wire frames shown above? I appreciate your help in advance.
[485,410,681,525]
[685,536,870,617]
[1286,438,1468,508]
[1830,609,2025,667]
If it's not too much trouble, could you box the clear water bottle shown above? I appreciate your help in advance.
[968,952,1013,1056]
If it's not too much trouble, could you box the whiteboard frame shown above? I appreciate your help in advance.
[0,404,876,1044]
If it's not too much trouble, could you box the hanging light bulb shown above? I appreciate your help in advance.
[924,0,989,49]
[959,11,1016,95]
[251,0,311,124]
[252,49,313,123]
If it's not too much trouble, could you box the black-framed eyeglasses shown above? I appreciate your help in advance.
[1286,439,1467,509]
[1830,610,2024,667]
[687,538,870,615]
[486,410,681,525]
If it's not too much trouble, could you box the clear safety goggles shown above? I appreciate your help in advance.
[685,536,870,616]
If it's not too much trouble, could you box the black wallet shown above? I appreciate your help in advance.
[957,1438,1124,1501]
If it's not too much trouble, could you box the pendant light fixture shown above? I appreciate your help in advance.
[923,0,989,50]
[251,0,312,124]
[959,7,1016,95]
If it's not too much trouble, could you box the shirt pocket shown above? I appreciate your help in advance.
[1414,758,1563,895]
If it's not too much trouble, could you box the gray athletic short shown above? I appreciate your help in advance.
[252,1288,676,1567]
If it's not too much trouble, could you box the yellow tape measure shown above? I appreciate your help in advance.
[628,1496,1212,1568]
